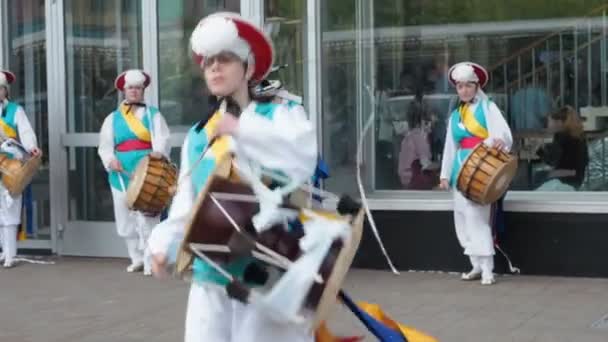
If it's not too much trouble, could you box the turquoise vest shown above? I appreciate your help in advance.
[108,106,159,191]
[0,101,20,159]
[448,101,489,186]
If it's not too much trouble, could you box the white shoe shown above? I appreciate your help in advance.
[481,275,496,285]
[461,269,482,281]
[3,260,15,268]
[126,262,144,273]
[143,268,152,276]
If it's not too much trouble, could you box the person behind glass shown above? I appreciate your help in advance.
[438,62,513,285]
[97,69,171,275]
[536,105,589,191]
[0,69,42,268]
[147,13,317,342]
[398,89,439,189]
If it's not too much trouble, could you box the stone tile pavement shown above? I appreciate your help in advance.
[1,257,608,342]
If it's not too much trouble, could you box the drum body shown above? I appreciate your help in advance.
[177,154,363,328]
[0,154,42,196]
[457,143,518,205]
[126,155,178,215]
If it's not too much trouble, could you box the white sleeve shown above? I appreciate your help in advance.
[440,118,455,181]
[236,104,318,183]
[15,107,38,151]
[97,114,115,170]
[151,111,171,157]
[147,137,194,263]
[484,101,513,152]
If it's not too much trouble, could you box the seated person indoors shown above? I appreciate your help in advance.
[398,98,439,190]
[536,105,589,191]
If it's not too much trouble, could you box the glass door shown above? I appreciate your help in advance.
[5,0,52,250]
[59,0,144,256]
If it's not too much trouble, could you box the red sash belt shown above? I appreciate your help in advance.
[459,136,483,149]
[115,139,152,152]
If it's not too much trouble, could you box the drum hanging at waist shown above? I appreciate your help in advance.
[456,143,518,205]
[126,154,178,216]
[177,153,364,329]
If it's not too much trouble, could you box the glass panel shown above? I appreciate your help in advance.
[326,0,608,192]
[320,0,359,195]
[158,0,240,130]
[264,0,307,97]
[68,147,113,221]
[64,0,142,133]
[6,0,50,239]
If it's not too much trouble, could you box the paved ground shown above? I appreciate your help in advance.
[1,257,608,342]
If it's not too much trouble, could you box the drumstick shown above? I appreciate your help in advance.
[117,169,132,178]
[183,136,218,180]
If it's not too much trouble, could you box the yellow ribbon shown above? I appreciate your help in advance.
[0,117,17,139]
[203,110,232,162]
[119,103,151,142]
[459,103,488,139]
[356,302,439,342]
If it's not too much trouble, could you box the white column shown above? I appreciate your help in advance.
[142,0,159,107]
[240,0,264,28]
[45,0,68,254]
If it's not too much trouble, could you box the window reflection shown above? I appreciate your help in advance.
[322,0,608,192]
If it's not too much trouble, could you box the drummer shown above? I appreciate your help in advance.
[0,69,42,268]
[147,12,317,342]
[438,62,512,285]
[97,69,171,275]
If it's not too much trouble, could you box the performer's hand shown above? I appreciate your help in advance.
[439,179,450,190]
[149,151,163,160]
[491,138,507,151]
[151,253,169,279]
[215,112,240,137]
[109,159,123,172]
[29,147,42,157]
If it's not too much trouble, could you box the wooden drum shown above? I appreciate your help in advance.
[456,143,518,205]
[177,154,364,328]
[0,154,42,196]
[126,154,178,216]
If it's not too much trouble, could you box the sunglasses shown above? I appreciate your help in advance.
[203,52,243,69]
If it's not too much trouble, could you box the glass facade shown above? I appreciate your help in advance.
[321,0,608,194]
[6,0,50,239]
[264,0,307,97]
[1,0,607,254]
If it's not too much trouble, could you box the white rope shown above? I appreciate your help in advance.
[495,244,521,274]
[361,85,399,274]
[209,194,294,269]
[209,193,324,284]
[12,257,55,265]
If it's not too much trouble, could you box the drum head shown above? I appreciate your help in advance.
[3,155,41,196]
[126,156,150,207]
[481,157,518,204]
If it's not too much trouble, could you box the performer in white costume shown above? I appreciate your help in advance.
[148,12,318,342]
[0,69,42,268]
[439,62,513,285]
[98,69,171,275]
